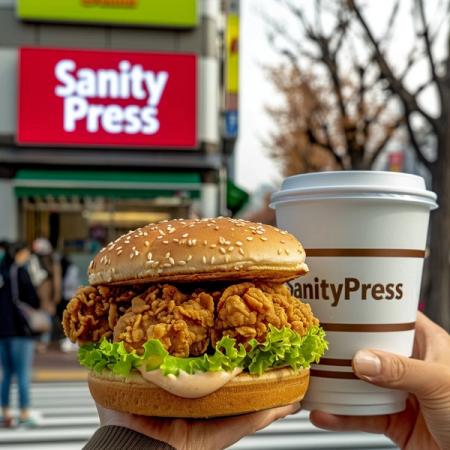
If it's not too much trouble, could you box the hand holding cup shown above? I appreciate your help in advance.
[311,312,450,450]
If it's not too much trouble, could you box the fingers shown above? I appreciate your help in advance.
[207,403,300,449]
[352,349,450,400]
[310,410,389,434]
[413,312,450,363]
[248,402,301,432]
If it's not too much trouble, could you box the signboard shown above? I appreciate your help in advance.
[17,0,198,28]
[224,0,239,139]
[17,48,197,149]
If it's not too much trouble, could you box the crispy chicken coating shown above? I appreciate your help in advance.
[62,285,136,344]
[63,281,318,356]
[113,285,214,357]
[211,283,318,347]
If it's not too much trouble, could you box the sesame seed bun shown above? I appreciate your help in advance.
[88,217,308,286]
[88,367,309,418]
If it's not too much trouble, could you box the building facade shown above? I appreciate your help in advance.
[0,0,239,276]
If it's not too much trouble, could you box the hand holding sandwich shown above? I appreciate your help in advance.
[89,402,300,450]
[311,312,450,450]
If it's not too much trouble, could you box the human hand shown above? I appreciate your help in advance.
[97,401,300,450]
[310,312,450,450]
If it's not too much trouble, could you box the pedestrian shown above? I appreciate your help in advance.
[58,255,80,352]
[29,238,62,352]
[0,242,40,428]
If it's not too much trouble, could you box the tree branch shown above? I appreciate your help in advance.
[416,0,443,99]
[367,116,404,167]
[403,108,432,169]
[348,0,438,132]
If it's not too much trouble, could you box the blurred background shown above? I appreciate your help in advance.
[0,0,448,448]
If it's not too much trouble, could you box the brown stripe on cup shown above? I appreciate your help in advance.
[310,369,359,380]
[320,322,416,332]
[305,248,426,258]
[317,358,353,367]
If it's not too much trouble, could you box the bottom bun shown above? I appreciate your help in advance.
[88,367,309,418]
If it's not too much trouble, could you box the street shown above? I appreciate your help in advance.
[0,378,398,449]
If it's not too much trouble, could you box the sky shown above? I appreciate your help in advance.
[235,0,447,193]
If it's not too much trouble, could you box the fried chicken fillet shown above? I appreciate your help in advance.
[63,282,318,357]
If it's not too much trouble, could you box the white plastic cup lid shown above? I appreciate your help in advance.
[271,171,437,210]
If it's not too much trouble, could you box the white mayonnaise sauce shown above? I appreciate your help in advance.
[138,367,242,398]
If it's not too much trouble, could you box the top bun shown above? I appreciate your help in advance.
[88,217,308,285]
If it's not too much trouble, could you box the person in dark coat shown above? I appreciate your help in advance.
[0,241,40,427]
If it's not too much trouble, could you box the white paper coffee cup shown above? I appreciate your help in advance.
[271,171,437,416]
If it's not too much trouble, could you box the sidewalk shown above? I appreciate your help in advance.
[33,347,87,382]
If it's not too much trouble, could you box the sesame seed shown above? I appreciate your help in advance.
[285,249,290,255]
[147,252,153,260]
[214,226,219,230]
[211,256,216,264]
[234,265,240,270]
[187,255,193,261]
[219,236,226,245]
[157,236,163,240]
[246,237,253,241]
[134,250,139,256]
[202,256,207,264]
[236,241,243,246]
[163,263,172,268]
[168,257,175,265]
[178,260,187,265]
[168,228,175,234]
[210,244,217,249]
[173,238,179,243]
[130,253,134,259]
[100,247,106,253]
[165,252,171,258]
[280,240,286,244]
[260,236,268,241]
[228,246,234,252]
[144,241,150,247]
[239,248,245,256]
[219,247,226,254]
[256,230,264,235]
[278,249,283,255]
[280,231,288,235]
[203,240,208,246]
[182,233,189,238]
[192,239,197,245]
[117,250,123,255]
[143,232,148,236]
[158,229,165,236]
[225,254,231,263]
[162,240,169,244]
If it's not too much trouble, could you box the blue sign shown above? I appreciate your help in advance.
[225,110,238,138]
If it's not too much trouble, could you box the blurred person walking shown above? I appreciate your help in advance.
[58,255,80,352]
[29,238,62,352]
[0,242,40,428]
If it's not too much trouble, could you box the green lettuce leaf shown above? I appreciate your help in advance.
[78,325,328,377]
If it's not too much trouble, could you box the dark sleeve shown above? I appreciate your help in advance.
[83,426,176,450]
[18,267,40,309]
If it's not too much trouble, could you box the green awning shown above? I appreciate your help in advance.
[14,169,201,199]
[227,179,249,214]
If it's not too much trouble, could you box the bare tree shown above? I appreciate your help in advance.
[266,0,450,330]
[265,0,404,172]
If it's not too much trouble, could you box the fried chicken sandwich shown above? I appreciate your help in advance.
[63,217,327,417]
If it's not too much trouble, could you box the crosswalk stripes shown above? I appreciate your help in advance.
[1,382,399,450]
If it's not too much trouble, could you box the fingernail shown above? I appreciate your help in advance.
[353,350,381,377]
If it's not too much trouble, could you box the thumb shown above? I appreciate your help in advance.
[352,349,450,400]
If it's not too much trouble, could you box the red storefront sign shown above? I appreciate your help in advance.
[17,48,197,148]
